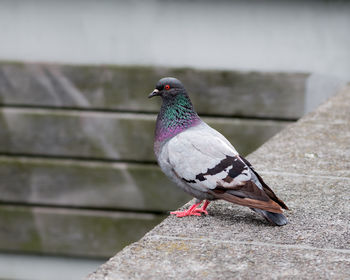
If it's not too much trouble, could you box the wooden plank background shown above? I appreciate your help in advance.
[0,62,306,257]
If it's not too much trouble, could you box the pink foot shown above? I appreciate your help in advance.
[170,203,201,217]
[170,210,201,217]
[170,201,210,218]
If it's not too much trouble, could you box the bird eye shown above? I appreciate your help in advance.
[164,84,170,90]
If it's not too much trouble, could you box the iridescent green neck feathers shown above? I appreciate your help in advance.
[155,93,200,142]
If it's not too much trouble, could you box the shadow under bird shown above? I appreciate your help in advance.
[148,77,289,226]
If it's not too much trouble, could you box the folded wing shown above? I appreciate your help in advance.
[167,123,286,213]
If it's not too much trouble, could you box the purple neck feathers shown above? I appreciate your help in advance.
[154,94,201,143]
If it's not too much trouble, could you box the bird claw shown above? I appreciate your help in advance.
[170,201,210,218]
[194,208,208,215]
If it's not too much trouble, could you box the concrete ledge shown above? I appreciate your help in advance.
[87,86,350,279]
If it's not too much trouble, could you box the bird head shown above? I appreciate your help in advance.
[148,77,186,99]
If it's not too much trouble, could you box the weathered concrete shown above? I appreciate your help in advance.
[0,108,288,161]
[87,85,350,279]
[0,157,191,212]
[0,62,307,119]
[0,205,164,258]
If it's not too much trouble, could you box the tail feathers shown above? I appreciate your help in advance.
[209,189,283,213]
[252,208,288,226]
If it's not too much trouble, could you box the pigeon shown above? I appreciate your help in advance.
[148,77,289,226]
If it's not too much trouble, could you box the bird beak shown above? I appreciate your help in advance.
[148,89,160,98]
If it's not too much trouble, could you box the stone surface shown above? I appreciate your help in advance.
[89,236,350,280]
[0,205,164,258]
[0,62,307,119]
[0,156,191,212]
[0,108,288,161]
[87,86,350,279]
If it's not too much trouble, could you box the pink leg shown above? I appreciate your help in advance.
[170,202,202,218]
[194,200,210,215]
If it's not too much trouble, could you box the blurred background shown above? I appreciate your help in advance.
[0,0,349,279]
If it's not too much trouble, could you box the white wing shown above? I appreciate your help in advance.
[165,122,251,191]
